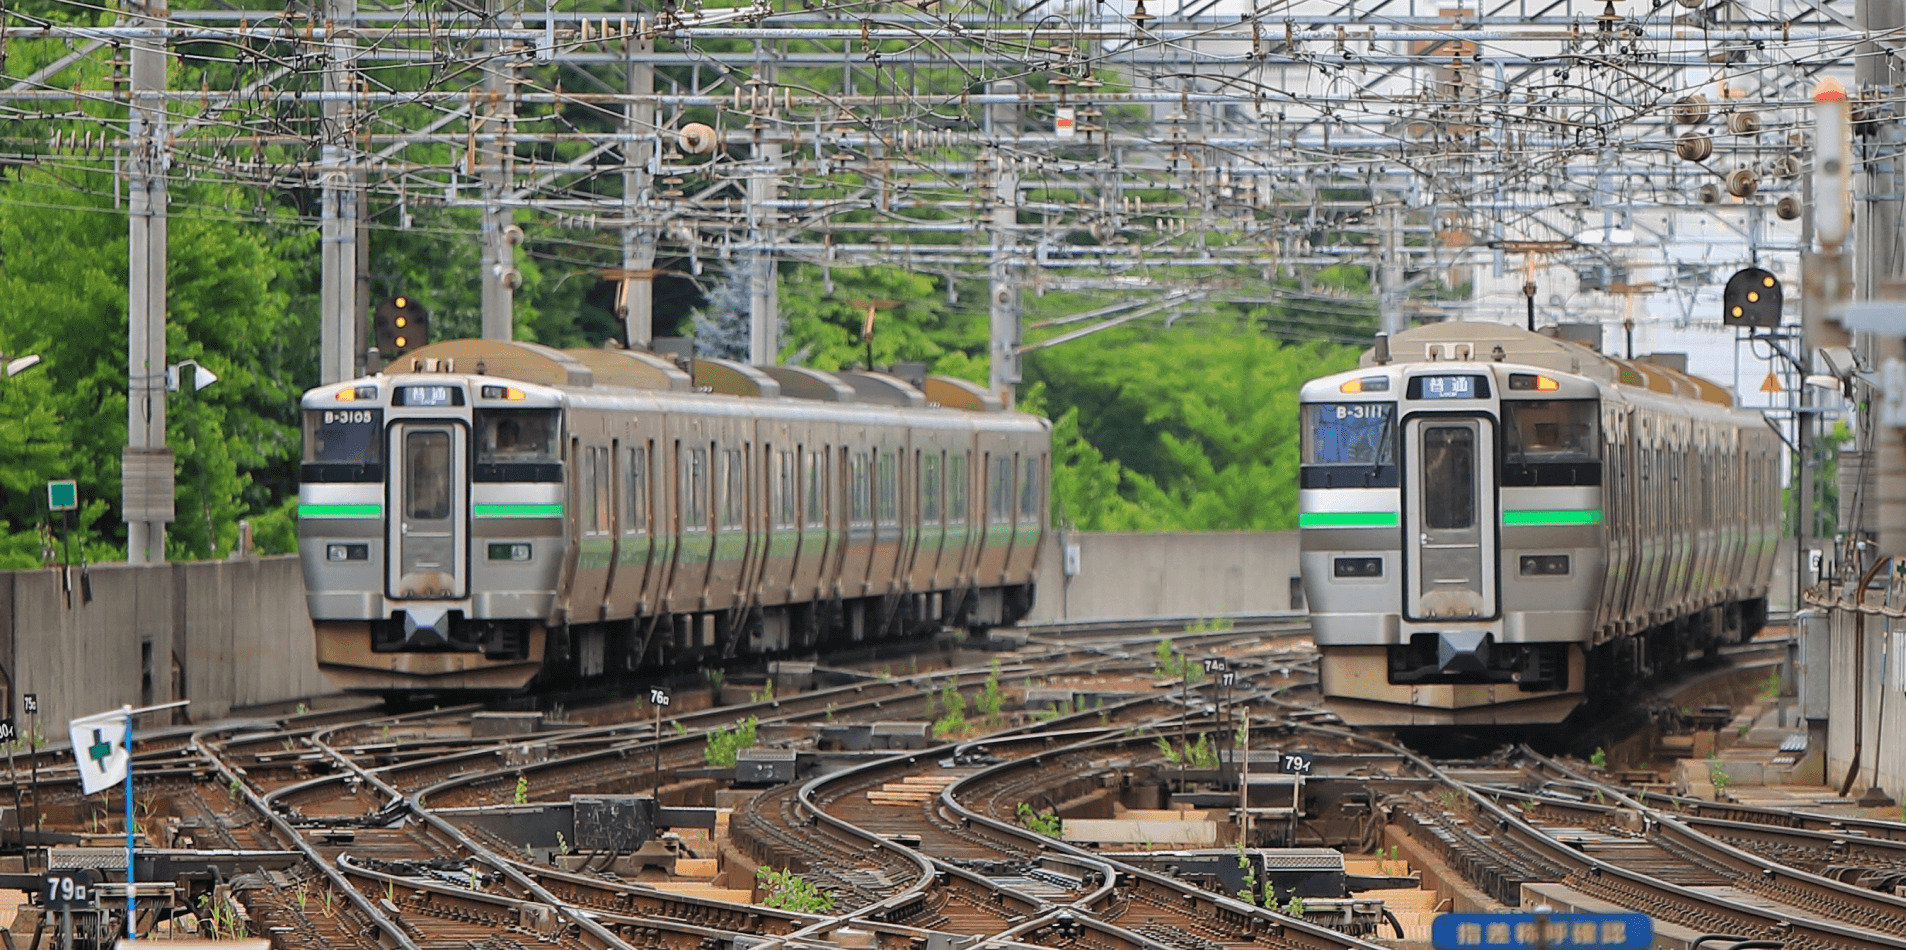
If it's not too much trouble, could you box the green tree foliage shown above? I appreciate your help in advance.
[0,173,311,563]
[1026,326,1361,530]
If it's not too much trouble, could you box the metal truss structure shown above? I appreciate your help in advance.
[0,0,1890,559]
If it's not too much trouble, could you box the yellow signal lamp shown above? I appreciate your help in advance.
[395,335,408,348]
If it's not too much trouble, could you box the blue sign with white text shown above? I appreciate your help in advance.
[1431,913,1652,950]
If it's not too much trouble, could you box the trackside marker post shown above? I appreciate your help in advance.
[68,699,188,940]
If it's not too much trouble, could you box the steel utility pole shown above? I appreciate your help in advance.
[123,0,172,565]
[319,0,359,384]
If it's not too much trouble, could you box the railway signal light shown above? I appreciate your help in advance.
[1723,268,1782,328]
[374,295,428,354]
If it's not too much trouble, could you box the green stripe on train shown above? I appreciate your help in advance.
[474,503,563,517]
[299,504,381,519]
[1502,509,1603,526]
[1298,511,1398,528]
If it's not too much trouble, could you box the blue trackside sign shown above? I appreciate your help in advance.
[1432,913,1652,950]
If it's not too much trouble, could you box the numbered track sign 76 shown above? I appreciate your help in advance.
[649,688,670,707]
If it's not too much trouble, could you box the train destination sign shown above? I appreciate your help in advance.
[1432,912,1652,950]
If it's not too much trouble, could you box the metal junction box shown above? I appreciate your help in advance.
[571,795,658,852]
[735,748,798,785]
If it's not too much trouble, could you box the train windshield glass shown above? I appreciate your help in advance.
[304,409,383,464]
[1502,400,1599,463]
[1303,403,1395,466]
[475,409,560,464]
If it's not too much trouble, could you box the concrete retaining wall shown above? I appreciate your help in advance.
[0,556,325,735]
[1027,530,1302,624]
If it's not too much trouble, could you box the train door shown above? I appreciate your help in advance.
[1404,417,1495,620]
[388,421,467,599]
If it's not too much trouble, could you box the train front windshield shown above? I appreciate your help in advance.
[1303,403,1396,466]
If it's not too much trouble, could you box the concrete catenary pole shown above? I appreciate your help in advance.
[480,0,520,340]
[1857,0,1906,556]
[319,0,359,383]
[987,81,1021,407]
[124,0,171,565]
[622,33,657,350]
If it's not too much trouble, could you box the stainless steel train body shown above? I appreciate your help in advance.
[299,339,1049,695]
[1298,322,1779,726]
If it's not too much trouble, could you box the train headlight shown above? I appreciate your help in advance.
[488,543,533,561]
[1508,373,1561,392]
[326,543,370,561]
[1338,376,1390,394]
[1333,556,1384,578]
[1520,555,1571,576]
[480,385,527,401]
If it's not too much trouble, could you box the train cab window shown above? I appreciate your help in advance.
[682,446,708,529]
[877,450,898,525]
[851,452,872,525]
[304,408,383,481]
[1020,456,1040,519]
[988,456,1012,524]
[950,454,969,522]
[404,431,452,520]
[475,409,561,481]
[922,453,942,522]
[1503,400,1599,462]
[720,448,745,529]
[774,449,797,529]
[1302,403,1396,488]
[625,445,648,535]
[806,450,825,527]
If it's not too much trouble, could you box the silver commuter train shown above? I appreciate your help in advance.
[1298,322,1779,727]
[299,339,1049,696]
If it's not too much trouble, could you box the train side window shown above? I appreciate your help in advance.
[774,449,797,529]
[988,456,1012,524]
[922,452,942,522]
[1020,455,1039,519]
[806,449,825,527]
[626,444,648,535]
[877,449,898,525]
[581,445,599,534]
[593,447,611,534]
[721,448,745,529]
[683,446,708,529]
[851,451,872,525]
[950,453,969,522]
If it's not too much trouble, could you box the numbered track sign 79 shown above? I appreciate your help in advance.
[1280,752,1314,775]
[42,869,99,910]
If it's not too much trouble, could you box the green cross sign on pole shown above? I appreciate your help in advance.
[88,729,112,767]
[47,480,77,512]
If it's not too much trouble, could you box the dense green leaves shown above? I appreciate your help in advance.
[0,173,311,564]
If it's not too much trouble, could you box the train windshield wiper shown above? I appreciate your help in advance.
[1368,407,1396,481]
